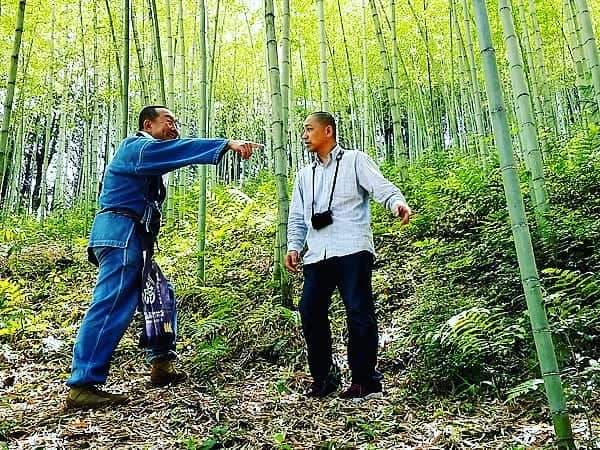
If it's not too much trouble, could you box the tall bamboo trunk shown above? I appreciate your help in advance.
[368,0,407,175]
[498,0,551,240]
[121,0,130,139]
[165,0,175,108]
[389,0,406,160]
[516,0,544,134]
[197,0,209,284]
[207,0,222,136]
[53,102,68,210]
[281,0,291,167]
[461,0,489,163]
[471,1,575,447]
[265,0,291,307]
[452,1,475,152]
[316,0,329,111]
[149,0,166,104]
[76,0,91,207]
[131,7,150,105]
[337,0,358,148]
[104,0,123,101]
[90,0,100,203]
[565,0,588,95]
[176,0,188,222]
[6,94,26,214]
[0,0,26,198]
[39,7,56,220]
[447,3,460,149]
[528,0,557,133]
[573,0,600,111]
[361,0,371,152]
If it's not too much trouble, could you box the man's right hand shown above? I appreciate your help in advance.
[227,140,264,160]
[285,251,300,273]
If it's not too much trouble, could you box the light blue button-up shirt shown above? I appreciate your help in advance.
[287,145,408,265]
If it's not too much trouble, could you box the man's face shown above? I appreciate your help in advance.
[144,108,180,140]
[302,116,332,152]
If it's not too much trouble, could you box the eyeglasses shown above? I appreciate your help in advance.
[165,118,185,129]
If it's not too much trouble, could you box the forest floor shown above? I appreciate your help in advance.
[3,334,600,450]
[1,228,599,449]
[2,278,600,450]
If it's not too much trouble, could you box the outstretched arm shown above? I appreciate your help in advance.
[356,151,411,224]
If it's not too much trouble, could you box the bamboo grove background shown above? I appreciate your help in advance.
[2,0,600,219]
[2,0,600,446]
[4,0,600,290]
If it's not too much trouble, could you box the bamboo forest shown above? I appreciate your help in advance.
[2,0,600,447]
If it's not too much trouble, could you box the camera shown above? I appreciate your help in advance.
[311,210,333,230]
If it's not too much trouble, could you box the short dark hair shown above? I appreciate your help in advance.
[309,111,337,138]
[138,105,168,130]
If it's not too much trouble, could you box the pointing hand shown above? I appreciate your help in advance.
[227,140,264,160]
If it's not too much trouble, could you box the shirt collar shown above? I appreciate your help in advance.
[136,130,154,139]
[315,144,342,167]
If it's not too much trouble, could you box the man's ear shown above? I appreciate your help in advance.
[326,125,333,137]
[143,119,152,131]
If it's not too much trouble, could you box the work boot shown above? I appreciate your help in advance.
[66,385,128,409]
[150,359,187,386]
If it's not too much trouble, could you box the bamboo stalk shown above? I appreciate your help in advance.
[0,0,26,196]
[498,0,551,239]
[265,0,291,306]
[471,1,575,447]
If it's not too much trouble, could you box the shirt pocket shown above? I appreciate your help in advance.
[88,212,136,248]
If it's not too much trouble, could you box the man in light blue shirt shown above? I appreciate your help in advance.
[286,111,410,400]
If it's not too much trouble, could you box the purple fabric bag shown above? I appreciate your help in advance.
[138,251,175,349]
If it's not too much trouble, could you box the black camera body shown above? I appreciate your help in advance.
[311,210,333,230]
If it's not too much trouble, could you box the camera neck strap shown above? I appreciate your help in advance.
[312,150,344,215]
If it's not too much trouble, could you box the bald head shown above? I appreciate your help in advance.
[138,105,180,140]
[307,112,336,139]
[302,111,338,158]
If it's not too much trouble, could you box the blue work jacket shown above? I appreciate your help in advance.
[88,133,228,253]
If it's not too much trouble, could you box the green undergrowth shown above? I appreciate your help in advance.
[1,126,599,414]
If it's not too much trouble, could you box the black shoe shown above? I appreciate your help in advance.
[339,380,383,402]
[307,365,341,398]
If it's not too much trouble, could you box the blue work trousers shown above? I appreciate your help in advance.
[299,251,381,384]
[67,233,177,387]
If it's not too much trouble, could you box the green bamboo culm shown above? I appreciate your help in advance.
[120,0,129,140]
[470,0,575,448]
[497,0,552,242]
[0,0,26,196]
[265,0,291,307]
[573,0,600,112]
[316,0,329,111]
[197,0,208,284]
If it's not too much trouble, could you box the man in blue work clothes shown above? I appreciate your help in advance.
[285,112,411,401]
[66,106,261,408]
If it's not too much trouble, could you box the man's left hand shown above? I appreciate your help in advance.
[394,204,411,225]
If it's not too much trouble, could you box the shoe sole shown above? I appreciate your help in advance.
[65,398,128,409]
[348,392,384,403]
[150,376,187,387]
